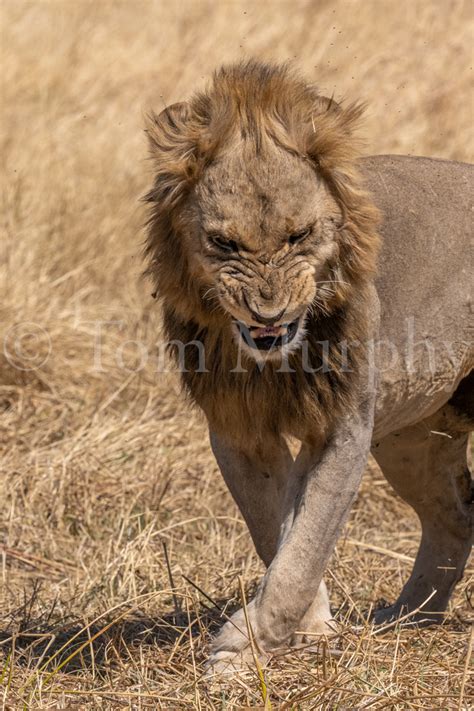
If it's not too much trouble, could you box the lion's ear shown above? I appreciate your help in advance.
[146,101,191,154]
[313,95,342,115]
[145,101,198,208]
[153,102,189,129]
[161,101,189,121]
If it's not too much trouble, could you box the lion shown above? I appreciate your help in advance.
[143,60,473,672]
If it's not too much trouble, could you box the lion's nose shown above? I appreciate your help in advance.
[243,293,286,325]
[249,307,286,325]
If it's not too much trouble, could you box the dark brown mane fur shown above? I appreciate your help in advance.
[144,60,381,445]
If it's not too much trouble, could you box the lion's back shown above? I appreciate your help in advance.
[362,154,472,342]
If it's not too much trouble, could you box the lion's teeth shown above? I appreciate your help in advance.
[250,325,287,338]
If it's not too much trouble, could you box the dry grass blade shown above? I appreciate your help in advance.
[162,539,181,617]
[344,538,415,564]
[457,624,474,711]
[238,576,272,710]
[0,545,78,574]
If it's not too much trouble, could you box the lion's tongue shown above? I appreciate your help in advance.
[250,325,286,339]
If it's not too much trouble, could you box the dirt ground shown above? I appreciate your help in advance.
[1,1,472,708]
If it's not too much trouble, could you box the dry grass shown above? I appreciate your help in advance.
[1,0,473,708]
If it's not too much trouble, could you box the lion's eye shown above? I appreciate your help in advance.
[288,227,312,246]
[208,234,239,253]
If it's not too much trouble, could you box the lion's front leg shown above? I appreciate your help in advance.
[208,401,374,671]
[208,431,333,673]
[210,431,292,567]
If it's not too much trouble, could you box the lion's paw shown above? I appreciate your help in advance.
[209,604,255,656]
[205,646,269,678]
[206,585,338,676]
[290,581,336,646]
[206,602,270,677]
[372,603,442,628]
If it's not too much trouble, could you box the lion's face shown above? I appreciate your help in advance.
[184,143,342,359]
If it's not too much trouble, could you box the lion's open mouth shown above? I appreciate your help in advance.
[237,318,300,351]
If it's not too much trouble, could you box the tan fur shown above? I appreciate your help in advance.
[145,60,380,444]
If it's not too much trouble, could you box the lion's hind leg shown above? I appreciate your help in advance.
[372,403,473,625]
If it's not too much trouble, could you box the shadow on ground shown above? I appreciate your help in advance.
[0,584,239,674]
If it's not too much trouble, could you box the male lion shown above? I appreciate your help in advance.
[144,60,473,671]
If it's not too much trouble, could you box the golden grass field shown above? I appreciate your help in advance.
[1,0,473,708]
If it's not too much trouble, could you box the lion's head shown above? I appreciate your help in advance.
[145,61,379,361]
[144,60,380,439]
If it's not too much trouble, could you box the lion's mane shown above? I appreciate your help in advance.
[144,60,380,444]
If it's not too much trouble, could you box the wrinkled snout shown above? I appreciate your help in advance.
[242,292,287,326]
[219,264,315,357]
